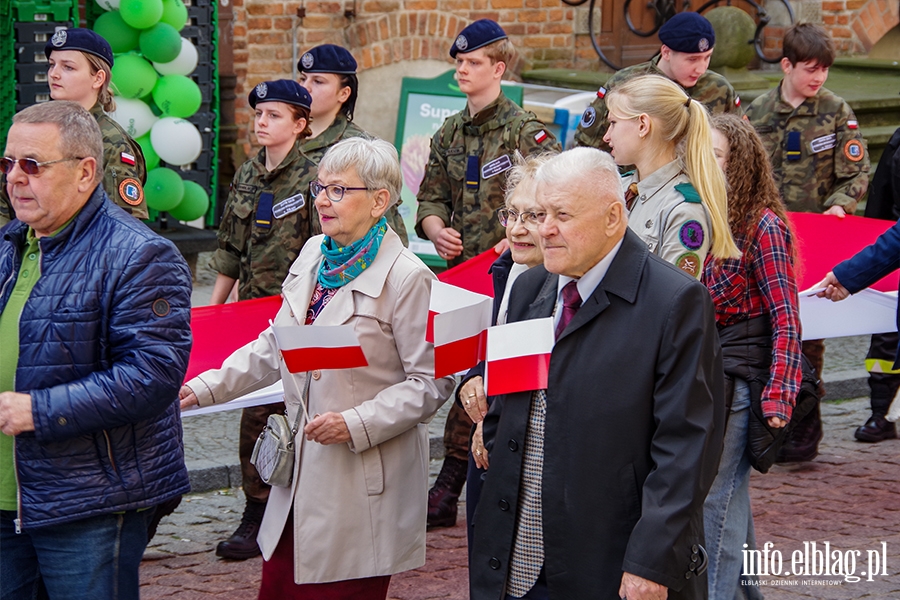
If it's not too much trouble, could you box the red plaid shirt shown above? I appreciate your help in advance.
[702,209,802,421]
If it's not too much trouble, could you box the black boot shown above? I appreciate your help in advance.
[854,414,897,443]
[216,500,266,560]
[427,456,468,529]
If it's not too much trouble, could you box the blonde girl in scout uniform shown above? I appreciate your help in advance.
[44,28,148,219]
[604,74,739,278]
[296,44,407,242]
[207,79,315,559]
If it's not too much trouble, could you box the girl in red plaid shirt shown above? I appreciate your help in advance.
[701,113,803,600]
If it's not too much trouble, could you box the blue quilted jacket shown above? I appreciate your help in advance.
[0,188,192,529]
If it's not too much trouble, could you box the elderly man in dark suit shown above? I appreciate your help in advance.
[469,147,725,600]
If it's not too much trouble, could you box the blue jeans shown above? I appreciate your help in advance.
[0,508,153,600]
[703,378,764,600]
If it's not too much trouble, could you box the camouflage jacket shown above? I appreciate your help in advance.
[746,84,869,214]
[574,55,743,151]
[0,103,148,227]
[414,94,561,266]
[92,103,149,219]
[297,114,408,245]
[210,144,317,300]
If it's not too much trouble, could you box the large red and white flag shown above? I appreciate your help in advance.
[429,281,492,378]
[272,324,368,373]
[485,317,555,396]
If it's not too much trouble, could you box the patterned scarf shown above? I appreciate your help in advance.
[317,216,388,288]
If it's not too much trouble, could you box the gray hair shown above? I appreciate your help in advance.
[534,147,623,205]
[504,151,555,206]
[318,137,402,208]
[13,102,104,184]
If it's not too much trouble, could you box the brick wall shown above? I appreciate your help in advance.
[821,0,899,53]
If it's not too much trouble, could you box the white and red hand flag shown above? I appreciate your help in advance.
[428,281,492,378]
[485,317,555,396]
[272,324,368,373]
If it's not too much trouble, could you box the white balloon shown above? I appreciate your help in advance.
[152,38,199,76]
[151,117,203,166]
[95,0,120,10]
[107,97,158,138]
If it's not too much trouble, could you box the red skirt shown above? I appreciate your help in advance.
[258,512,391,600]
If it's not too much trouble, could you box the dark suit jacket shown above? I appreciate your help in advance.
[469,229,725,600]
[833,218,900,366]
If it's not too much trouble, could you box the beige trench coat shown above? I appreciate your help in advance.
[187,228,455,584]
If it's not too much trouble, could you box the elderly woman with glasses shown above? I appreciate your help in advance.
[181,137,455,600]
[451,152,551,550]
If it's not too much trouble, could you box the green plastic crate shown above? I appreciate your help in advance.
[12,0,75,22]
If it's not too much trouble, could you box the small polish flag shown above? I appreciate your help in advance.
[597,86,607,99]
[848,120,858,129]
[120,152,136,166]
[428,282,492,377]
[485,317,554,396]
[272,324,368,373]
[735,96,741,107]
[534,130,548,144]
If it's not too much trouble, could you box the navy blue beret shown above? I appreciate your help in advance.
[249,79,312,109]
[44,28,114,67]
[298,44,357,75]
[450,19,508,58]
[658,12,716,53]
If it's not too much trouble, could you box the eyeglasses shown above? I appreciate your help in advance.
[309,180,374,203]
[497,208,544,230]
[0,156,83,176]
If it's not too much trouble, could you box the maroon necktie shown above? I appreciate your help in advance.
[624,182,639,211]
[555,280,581,339]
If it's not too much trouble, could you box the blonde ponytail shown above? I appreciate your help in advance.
[683,99,739,259]
[607,74,739,259]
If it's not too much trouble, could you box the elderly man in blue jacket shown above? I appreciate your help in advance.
[0,101,192,600]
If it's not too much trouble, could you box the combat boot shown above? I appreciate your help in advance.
[216,500,266,560]
[427,456,468,529]
[854,414,897,443]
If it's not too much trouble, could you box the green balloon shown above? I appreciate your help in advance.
[152,75,202,118]
[139,22,181,63]
[93,11,140,54]
[111,54,158,98]
[144,167,184,212]
[135,133,160,170]
[167,180,210,221]
[119,0,163,29]
[159,0,188,31]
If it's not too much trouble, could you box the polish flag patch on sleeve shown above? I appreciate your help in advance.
[847,120,858,129]
[534,130,548,144]
[735,96,741,107]
[597,86,607,99]
[121,152,136,166]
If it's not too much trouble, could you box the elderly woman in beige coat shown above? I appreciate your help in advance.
[180,137,455,599]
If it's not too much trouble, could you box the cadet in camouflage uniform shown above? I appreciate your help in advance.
[1,29,147,227]
[575,12,742,152]
[415,19,561,530]
[209,80,316,560]
[747,23,870,461]
[296,44,408,244]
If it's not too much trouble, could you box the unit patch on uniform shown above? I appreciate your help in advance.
[844,139,864,162]
[118,178,144,206]
[675,252,701,277]
[810,133,836,154]
[272,193,305,219]
[679,220,705,251]
[235,183,258,194]
[151,298,170,317]
[482,154,513,179]
[581,106,597,128]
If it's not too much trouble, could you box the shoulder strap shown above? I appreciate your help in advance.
[673,182,702,203]
[503,112,535,152]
